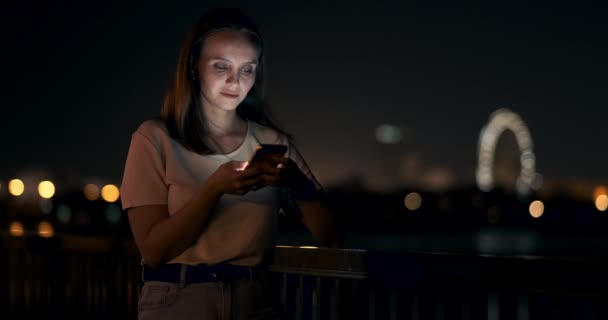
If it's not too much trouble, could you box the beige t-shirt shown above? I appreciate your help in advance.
[120,119,320,266]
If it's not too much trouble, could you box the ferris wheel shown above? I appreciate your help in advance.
[476,108,540,195]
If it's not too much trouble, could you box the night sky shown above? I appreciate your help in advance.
[2,1,607,192]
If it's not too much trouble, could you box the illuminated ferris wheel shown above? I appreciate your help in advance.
[476,108,540,195]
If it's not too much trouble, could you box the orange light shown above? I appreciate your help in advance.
[101,184,120,203]
[38,221,54,238]
[529,200,544,218]
[83,184,100,201]
[8,179,25,196]
[593,186,607,200]
[9,222,25,237]
[38,181,55,198]
[404,192,422,211]
[596,195,608,212]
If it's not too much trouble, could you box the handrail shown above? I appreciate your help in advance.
[270,245,367,279]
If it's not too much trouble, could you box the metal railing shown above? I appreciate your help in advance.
[2,232,608,319]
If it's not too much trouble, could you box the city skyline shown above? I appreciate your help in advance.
[2,1,607,192]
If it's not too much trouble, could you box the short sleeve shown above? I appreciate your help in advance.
[120,131,169,210]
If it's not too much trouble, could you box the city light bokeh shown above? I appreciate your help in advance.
[101,184,120,203]
[9,222,25,237]
[592,186,607,199]
[83,184,100,201]
[38,221,54,238]
[57,205,72,224]
[596,195,608,212]
[529,200,544,218]
[476,109,537,195]
[404,192,422,211]
[105,204,122,224]
[375,124,403,144]
[39,198,53,214]
[38,180,55,199]
[8,179,25,196]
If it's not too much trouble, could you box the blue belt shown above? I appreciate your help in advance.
[142,263,266,284]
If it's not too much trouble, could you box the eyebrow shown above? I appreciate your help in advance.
[209,57,258,65]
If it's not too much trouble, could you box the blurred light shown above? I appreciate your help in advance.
[531,173,543,190]
[83,184,100,201]
[375,124,402,144]
[298,246,319,249]
[8,179,25,196]
[592,186,607,200]
[476,228,538,254]
[520,151,535,169]
[38,221,54,238]
[9,222,25,237]
[57,205,72,224]
[596,195,608,212]
[476,108,536,195]
[40,199,53,214]
[529,200,544,218]
[101,184,120,202]
[38,180,55,198]
[404,192,422,211]
[105,204,122,224]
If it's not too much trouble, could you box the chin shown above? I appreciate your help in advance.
[217,103,240,111]
[208,99,238,111]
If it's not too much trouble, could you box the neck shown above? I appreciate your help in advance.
[201,106,244,137]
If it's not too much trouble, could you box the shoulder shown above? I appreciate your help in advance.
[132,119,170,145]
[249,121,289,145]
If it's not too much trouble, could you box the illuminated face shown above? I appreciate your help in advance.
[196,29,259,113]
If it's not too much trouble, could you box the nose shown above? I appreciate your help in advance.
[226,71,240,85]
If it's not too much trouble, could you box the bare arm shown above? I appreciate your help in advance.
[127,162,263,268]
[127,183,220,268]
[257,155,343,248]
[297,198,343,248]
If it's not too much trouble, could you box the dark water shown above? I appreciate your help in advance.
[277,227,608,258]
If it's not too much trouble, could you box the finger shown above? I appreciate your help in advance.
[238,176,267,190]
[238,166,262,178]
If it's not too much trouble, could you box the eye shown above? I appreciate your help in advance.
[213,63,229,72]
[240,65,256,76]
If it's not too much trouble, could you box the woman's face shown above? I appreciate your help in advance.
[196,29,259,113]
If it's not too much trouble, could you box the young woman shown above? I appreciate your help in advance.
[121,7,342,319]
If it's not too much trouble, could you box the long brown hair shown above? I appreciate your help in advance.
[161,7,290,154]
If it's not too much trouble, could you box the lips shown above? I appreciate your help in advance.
[220,92,239,99]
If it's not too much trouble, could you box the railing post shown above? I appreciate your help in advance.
[330,278,339,320]
[296,274,303,320]
[517,294,529,320]
[313,277,321,320]
[389,290,397,320]
[368,287,375,320]
[488,290,499,320]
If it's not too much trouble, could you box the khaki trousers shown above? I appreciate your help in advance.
[138,273,282,320]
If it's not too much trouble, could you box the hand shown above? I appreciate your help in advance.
[253,156,308,190]
[207,161,266,195]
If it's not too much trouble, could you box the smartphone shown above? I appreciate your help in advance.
[240,144,287,170]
